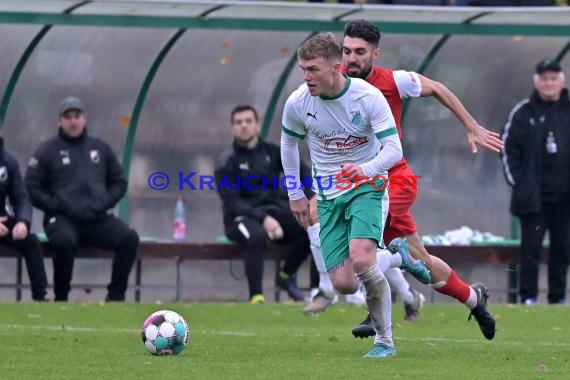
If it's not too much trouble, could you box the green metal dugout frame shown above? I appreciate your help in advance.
[2,12,570,36]
[0,0,91,129]
[399,11,490,124]
[1,0,570,226]
[118,4,227,221]
[260,7,361,138]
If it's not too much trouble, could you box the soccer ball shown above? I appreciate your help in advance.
[141,310,190,355]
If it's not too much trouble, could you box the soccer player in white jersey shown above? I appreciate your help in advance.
[281,32,403,358]
[341,19,502,340]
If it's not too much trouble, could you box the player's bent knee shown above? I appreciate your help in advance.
[330,271,359,294]
[333,282,359,295]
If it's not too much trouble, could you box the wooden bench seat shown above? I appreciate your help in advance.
[0,240,546,303]
[0,241,288,302]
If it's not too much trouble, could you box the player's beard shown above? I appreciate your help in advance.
[346,63,373,80]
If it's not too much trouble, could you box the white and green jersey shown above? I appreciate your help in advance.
[282,77,397,199]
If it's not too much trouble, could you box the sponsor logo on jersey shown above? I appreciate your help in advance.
[324,135,368,150]
[315,129,343,140]
[336,135,368,149]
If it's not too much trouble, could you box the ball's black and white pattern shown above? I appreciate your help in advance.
[141,310,189,355]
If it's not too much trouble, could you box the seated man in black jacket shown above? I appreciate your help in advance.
[0,137,48,301]
[25,96,139,302]
[215,104,312,304]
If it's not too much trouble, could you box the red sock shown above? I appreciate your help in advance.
[436,270,471,303]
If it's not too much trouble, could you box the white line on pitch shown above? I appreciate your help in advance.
[1,324,569,348]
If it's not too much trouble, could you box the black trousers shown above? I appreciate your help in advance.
[225,209,311,298]
[44,214,139,301]
[518,201,570,303]
[1,217,47,300]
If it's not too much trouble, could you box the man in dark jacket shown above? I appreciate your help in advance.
[501,59,570,305]
[0,137,47,301]
[25,96,139,302]
[215,104,312,304]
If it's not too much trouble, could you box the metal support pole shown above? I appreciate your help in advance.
[176,258,183,302]
[16,256,22,301]
[135,259,142,302]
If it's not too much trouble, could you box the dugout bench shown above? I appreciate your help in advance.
[0,239,547,303]
[0,239,288,303]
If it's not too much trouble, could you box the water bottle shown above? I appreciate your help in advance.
[173,195,187,242]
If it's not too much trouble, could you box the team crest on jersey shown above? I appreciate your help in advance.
[0,166,7,183]
[90,150,100,164]
[351,111,362,126]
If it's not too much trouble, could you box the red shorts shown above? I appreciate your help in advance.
[383,161,418,244]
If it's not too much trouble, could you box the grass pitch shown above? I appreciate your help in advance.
[0,302,568,379]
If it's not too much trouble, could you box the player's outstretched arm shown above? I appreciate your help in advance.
[418,74,503,154]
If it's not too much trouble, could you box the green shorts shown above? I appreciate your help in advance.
[317,182,388,271]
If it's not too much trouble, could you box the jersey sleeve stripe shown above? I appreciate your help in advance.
[282,126,306,140]
[375,127,398,139]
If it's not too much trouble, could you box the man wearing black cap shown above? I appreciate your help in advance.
[501,59,570,305]
[25,96,139,302]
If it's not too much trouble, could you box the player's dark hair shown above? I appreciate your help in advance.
[344,20,381,47]
[231,104,258,123]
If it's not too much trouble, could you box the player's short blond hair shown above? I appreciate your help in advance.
[297,32,342,63]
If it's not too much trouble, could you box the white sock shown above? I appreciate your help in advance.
[377,248,402,271]
[432,280,477,310]
[385,268,414,304]
[307,223,334,294]
[356,266,393,347]
[465,287,477,309]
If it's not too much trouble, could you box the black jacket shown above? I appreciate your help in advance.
[501,88,570,215]
[215,138,313,226]
[25,128,127,224]
[0,138,33,227]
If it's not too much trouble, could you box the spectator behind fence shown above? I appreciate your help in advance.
[25,96,139,302]
[214,104,313,304]
[0,137,48,301]
[501,59,570,305]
